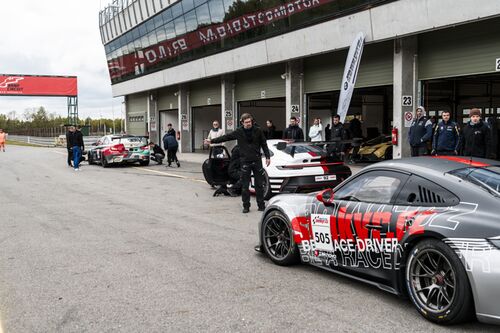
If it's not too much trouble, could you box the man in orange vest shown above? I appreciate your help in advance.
[0,128,7,152]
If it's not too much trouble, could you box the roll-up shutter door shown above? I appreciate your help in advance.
[419,18,500,80]
[235,64,286,101]
[304,41,393,94]
[190,78,221,107]
[158,87,178,110]
[127,93,147,136]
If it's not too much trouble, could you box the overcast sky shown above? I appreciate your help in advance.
[0,1,122,120]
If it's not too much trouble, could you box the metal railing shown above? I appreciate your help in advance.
[8,135,100,147]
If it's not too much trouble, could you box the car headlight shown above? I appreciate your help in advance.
[487,236,500,249]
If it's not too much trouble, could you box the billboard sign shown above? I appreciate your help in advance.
[0,75,77,97]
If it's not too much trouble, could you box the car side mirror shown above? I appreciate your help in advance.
[276,142,287,150]
[316,188,335,206]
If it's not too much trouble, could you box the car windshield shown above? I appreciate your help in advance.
[112,136,148,145]
[280,144,324,155]
[449,166,500,197]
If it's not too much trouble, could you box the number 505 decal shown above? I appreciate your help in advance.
[315,232,331,244]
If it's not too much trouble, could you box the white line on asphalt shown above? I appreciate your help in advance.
[132,166,206,183]
[50,150,66,155]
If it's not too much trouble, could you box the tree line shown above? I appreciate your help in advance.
[0,106,123,137]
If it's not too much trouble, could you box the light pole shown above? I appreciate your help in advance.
[112,102,116,134]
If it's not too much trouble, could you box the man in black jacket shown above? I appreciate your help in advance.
[67,125,85,171]
[431,111,461,156]
[65,126,75,167]
[283,117,304,141]
[205,113,271,213]
[149,142,165,164]
[408,106,433,156]
[462,108,491,158]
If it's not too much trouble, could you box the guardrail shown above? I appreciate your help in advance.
[8,135,100,147]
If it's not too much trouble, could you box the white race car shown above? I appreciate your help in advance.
[202,140,352,198]
[252,140,352,198]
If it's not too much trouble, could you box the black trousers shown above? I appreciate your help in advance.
[151,153,165,164]
[167,147,178,165]
[411,146,428,157]
[241,159,265,209]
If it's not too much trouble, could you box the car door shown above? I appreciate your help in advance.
[310,170,409,283]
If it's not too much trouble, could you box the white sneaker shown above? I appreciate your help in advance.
[74,168,79,171]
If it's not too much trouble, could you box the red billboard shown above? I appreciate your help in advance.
[0,75,77,97]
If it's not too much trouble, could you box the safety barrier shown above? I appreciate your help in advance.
[8,135,100,147]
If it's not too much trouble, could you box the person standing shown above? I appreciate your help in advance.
[206,120,225,155]
[65,126,75,166]
[283,117,304,141]
[461,108,491,158]
[163,131,180,167]
[264,120,276,140]
[165,123,176,137]
[67,125,84,171]
[349,114,363,139]
[431,111,460,156]
[408,106,433,156]
[205,113,271,213]
[0,128,7,152]
[308,118,323,142]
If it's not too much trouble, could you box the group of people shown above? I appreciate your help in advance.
[149,123,180,167]
[409,106,494,159]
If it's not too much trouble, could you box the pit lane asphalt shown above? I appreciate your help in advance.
[0,146,497,332]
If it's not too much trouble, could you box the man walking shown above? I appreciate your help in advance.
[408,106,433,156]
[431,111,460,156]
[308,118,323,142]
[0,129,7,152]
[283,116,304,141]
[205,113,271,213]
[461,108,491,158]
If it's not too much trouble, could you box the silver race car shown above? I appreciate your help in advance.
[257,156,500,325]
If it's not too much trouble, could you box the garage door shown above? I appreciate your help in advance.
[235,64,286,101]
[419,18,500,80]
[304,41,394,94]
[127,93,147,136]
[190,78,221,107]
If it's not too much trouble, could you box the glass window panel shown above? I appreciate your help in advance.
[223,0,237,13]
[138,24,147,37]
[148,31,158,46]
[128,42,136,54]
[208,0,225,23]
[165,21,176,40]
[156,26,167,42]
[134,38,142,50]
[182,0,195,13]
[195,3,211,26]
[146,19,155,33]
[171,3,183,18]
[132,27,140,40]
[184,10,198,33]
[174,16,186,36]
[162,8,173,22]
[153,14,163,28]
[141,34,150,48]
[194,0,207,7]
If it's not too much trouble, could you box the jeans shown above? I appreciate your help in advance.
[72,146,81,169]
[241,159,265,209]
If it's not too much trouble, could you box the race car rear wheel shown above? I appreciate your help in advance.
[101,155,109,168]
[261,210,299,266]
[139,160,150,166]
[405,239,473,325]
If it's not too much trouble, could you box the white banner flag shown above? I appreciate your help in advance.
[337,32,365,123]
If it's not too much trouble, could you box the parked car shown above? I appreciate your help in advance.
[203,139,352,199]
[87,135,150,167]
[348,135,392,162]
[257,156,500,325]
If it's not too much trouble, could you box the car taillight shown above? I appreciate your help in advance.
[140,145,150,151]
[110,143,125,152]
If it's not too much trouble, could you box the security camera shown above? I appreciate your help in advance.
[280,73,287,80]
[174,91,179,97]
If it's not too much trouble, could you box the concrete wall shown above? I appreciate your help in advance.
[111,0,500,97]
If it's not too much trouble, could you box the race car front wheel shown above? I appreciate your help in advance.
[261,210,299,266]
[405,239,473,325]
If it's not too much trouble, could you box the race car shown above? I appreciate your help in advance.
[348,135,392,162]
[87,135,150,167]
[257,156,500,325]
[203,140,352,198]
